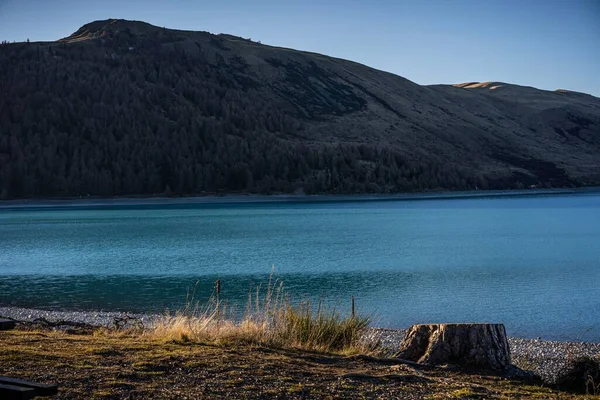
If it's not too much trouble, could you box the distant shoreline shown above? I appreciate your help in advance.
[1,186,599,209]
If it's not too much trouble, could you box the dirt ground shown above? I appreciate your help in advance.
[0,329,594,399]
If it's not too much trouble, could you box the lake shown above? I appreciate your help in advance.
[1,192,599,341]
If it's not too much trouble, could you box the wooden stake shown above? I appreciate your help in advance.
[216,280,221,320]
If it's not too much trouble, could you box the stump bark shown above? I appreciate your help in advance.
[394,323,511,370]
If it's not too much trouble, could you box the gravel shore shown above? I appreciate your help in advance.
[2,307,599,384]
[0,306,156,328]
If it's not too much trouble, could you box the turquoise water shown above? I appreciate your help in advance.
[1,193,599,341]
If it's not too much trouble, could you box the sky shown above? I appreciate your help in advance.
[1,0,599,96]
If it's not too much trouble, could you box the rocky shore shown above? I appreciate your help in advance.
[0,306,155,328]
[2,307,599,384]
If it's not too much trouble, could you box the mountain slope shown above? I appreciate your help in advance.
[0,19,599,198]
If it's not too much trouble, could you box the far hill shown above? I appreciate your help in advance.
[1,19,599,199]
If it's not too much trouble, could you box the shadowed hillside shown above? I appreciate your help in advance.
[1,19,599,199]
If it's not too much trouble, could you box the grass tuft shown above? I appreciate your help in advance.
[278,301,370,352]
[147,273,372,354]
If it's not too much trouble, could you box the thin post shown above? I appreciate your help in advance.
[216,279,221,320]
[351,296,355,319]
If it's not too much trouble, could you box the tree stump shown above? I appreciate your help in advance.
[394,323,511,370]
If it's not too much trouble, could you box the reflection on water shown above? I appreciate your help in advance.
[1,192,599,341]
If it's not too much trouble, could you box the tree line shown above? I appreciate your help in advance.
[0,34,490,199]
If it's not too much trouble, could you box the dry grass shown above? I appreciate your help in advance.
[2,329,596,399]
[147,275,372,354]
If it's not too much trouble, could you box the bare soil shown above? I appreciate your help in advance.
[1,329,597,399]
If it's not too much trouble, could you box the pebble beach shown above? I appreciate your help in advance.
[2,306,599,384]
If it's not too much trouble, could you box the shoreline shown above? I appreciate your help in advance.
[2,305,599,343]
[2,306,598,384]
[1,186,599,209]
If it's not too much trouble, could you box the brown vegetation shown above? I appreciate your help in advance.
[2,328,598,399]
[147,279,372,354]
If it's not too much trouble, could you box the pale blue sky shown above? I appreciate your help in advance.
[1,0,599,96]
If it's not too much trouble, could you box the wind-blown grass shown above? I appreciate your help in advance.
[149,274,372,354]
[277,301,370,352]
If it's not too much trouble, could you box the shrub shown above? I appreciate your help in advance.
[555,356,600,394]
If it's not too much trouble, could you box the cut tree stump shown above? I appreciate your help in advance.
[394,323,511,370]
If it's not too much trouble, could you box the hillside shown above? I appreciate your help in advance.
[1,19,599,199]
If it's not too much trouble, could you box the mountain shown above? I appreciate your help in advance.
[1,19,599,199]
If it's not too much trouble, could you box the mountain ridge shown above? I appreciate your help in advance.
[0,19,598,199]
[62,19,598,98]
